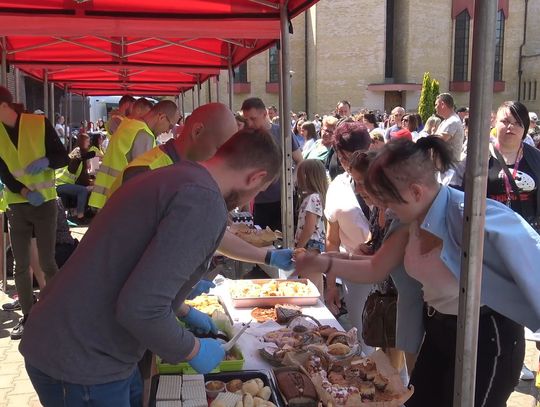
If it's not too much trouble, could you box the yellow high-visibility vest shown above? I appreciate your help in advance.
[108,146,174,198]
[88,118,155,209]
[0,114,57,205]
[0,189,6,212]
[55,162,83,186]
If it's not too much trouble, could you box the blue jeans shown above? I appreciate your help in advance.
[56,183,89,216]
[26,362,142,407]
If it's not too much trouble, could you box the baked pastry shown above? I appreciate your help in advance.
[326,332,349,346]
[372,373,389,391]
[251,307,276,323]
[226,379,243,393]
[275,370,318,407]
[358,381,375,401]
[327,343,350,356]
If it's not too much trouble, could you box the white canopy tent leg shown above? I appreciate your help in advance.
[278,0,294,249]
[454,0,498,405]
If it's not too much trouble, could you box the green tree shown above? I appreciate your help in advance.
[431,79,440,109]
[418,72,433,124]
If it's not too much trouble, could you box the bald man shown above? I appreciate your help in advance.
[109,102,294,271]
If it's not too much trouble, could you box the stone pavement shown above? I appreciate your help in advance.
[0,223,538,406]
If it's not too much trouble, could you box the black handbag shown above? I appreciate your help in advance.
[361,289,397,348]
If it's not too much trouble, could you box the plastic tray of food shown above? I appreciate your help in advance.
[229,279,320,308]
[156,345,244,375]
[184,294,233,325]
[150,370,285,407]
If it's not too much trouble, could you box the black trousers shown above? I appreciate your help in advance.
[406,306,524,407]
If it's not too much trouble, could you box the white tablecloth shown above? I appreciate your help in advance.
[211,278,343,370]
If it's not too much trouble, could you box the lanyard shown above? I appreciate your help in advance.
[500,144,523,205]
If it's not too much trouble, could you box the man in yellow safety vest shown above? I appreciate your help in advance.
[109,103,295,278]
[55,133,95,223]
[0,86,69,339]
[89,100,179,210]
[105,94,135,137]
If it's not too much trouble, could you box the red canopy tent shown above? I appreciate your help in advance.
[0,0,316,96]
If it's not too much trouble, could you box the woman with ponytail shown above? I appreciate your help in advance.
[297,136,540,406]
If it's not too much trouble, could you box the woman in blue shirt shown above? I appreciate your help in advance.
[298,136,540,407]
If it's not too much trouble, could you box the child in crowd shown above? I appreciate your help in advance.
[294,159,328,294]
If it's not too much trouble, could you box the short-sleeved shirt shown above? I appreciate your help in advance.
[255,123,300,204]
[436,113,465,162]
[324,173,370,253]
[295,193,325,246]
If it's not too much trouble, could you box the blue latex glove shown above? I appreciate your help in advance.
[188,338,225,373]
[181,306,217,335]
[266,248,294,271]
[25,157,50,175]
[27,191,45,207]
[187,279,216,300]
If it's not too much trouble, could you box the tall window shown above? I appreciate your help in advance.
[453,10,470,81]
[269,45,279,83]
[234,63,248,83]
[494,10,505,81]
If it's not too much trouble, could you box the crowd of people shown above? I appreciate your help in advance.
[0,83,539,406]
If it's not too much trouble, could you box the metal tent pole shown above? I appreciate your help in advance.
[43,70,49,118]
[453,1,498,406]
[14,67,20,103]
[279,2,294,248]
[63,84,68,148]
[197,76,201,107]
[228,44,234,110]
[82,93,87,123]
[181,92,185,118]
[68,89,73,151]
[0,37,6,87]
[216,75,220,103]
[207,80,212,103]
[50,82,55,123]
[191,88,195,113]
[0,213,5,293]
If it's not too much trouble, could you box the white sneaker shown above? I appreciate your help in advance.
[520,365,535,381]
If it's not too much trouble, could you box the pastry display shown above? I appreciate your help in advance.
[229,224,280,247]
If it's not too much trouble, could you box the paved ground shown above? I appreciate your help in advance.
[0,224,538,406]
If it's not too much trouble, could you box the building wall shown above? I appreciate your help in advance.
[521,0,540,114]
[128,0,539,120]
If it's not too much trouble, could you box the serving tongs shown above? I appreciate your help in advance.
[221,320,252,351]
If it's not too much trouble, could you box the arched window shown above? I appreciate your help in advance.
[494,9,505,81]
[453,10,470,81]
[268,45,279,83]
[234,63,248,83]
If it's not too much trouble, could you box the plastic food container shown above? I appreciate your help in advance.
[156,345,244,374]
[150,370,284,407]
[229,279,320,308]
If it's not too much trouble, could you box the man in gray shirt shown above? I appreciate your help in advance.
[20,128,281,406]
